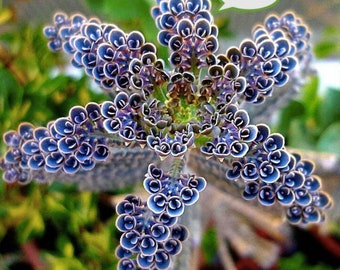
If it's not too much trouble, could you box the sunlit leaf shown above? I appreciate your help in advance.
[16,210,45,243]
[317,122,340,156]
[317,88,340,130]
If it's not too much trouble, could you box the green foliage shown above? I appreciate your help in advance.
[275,76,340,156]
[86,0,169,62]
[314,26,340,58]
[317,88,340,129]
[0,17,106,142]
[279,252,333,270]
[201,227,219,263]
[0,182,118,268]
[84,0,232,64]
[0,8,115,268]
[317,122,340,157]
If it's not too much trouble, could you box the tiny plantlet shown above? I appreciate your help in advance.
[0,0,333,269]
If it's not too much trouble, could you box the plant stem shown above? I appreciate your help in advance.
[0,45,27,85]
[169,156,186,179]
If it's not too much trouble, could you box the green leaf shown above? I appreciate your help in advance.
[279,252,333,270]
[317,88,340,130]
[314,26,340,58]
[48,181,78,193]
[56,235,74,258]
[82,225,112,257]
[287,119,316,150]
[275,100,305,138]
[201,228,218,264]
[0,67,24,136]
[317,122,340,157]
[315,41,339,58]
[44,195,69,225]
[0,205,8,219]
[301,76,320,118]
[16,210,45,243]
[85,0,152,30]
[42,253,86,270]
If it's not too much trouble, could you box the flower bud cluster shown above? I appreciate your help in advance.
[142,98,172,129]
[115,195,189,269]
[166,71,197,106]
[152,0,219,70]
[0,102,113,183]
[144,164,206,217]
[0,91,177,185]
[260,12,311,62]
[147,125,195,159]
[223,12,311,104]
[199,63,247,108]
[225,124,332,225]
[1,123,46,184]
[44,13,168,94]
[284,154,332,224]
[102,92,148,145]
[200,104,258,161]
[43,12,86,52]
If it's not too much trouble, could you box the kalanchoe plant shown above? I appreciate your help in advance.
[0,0,333,269]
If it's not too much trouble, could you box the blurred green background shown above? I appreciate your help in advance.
[0,0,340,269]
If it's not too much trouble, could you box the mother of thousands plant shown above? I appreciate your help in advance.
[0,0,333,269]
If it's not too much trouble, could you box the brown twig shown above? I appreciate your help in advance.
[21,241,46,269]
[0,44,27,85]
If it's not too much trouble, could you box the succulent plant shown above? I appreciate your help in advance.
[0,0,333,269]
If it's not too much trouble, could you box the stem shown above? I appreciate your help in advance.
[175,201,202,270]
[0,45,27,85]
[169,156,186,179]
[174,163,203,270]
[153,84,168,103]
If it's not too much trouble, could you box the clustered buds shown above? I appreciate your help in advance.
[0,102,112,183]
[1,123,46,184]
[115,161,206,269]
[101,92,149,145]
[152,0,218,70]
[199,63,247,106]
[200,104,258,160]
[225,124,332,224]
[44,12,169,94]
[222,12,311,104]
[144,164,206,216]
[115,195,189,269]
[43,12,86,52]
[147,125,195,159]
